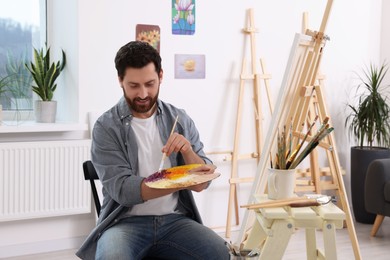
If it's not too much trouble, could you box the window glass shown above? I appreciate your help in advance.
[0,0,46,121]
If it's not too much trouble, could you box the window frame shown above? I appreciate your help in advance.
[0,0,47,123]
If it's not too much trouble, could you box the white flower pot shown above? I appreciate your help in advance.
[35,100,57,123]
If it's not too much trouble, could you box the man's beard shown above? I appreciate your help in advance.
[125,91,159,114]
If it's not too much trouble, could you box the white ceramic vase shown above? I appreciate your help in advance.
[35,100,57,123]
[267,168,296,200]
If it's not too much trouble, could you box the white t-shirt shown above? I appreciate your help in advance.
[128,112,178,215]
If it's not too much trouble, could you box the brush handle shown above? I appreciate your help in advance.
[242,198,319,209]
[158,153,167,171]
[158,116,179,172]
[290,200,320,207]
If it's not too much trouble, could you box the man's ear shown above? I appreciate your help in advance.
[159,69,164,82]
[118,76,123,88]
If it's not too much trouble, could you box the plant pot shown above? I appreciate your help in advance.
[351,146,390,223]
[34,100,57,123]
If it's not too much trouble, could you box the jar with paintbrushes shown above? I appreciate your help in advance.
[268,116,334,200]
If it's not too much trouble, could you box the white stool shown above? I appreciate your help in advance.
[243,194,345,260]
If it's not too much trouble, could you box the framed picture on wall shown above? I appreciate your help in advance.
[135,24,161,52]
[172,0,195,35]
[174,54,205,79]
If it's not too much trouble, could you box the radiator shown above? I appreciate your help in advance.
[0,140,92,222]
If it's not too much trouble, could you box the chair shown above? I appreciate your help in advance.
[83,160,101,217]
[82,158,166,260]
[365,158,390,236]
[82,160,162,260]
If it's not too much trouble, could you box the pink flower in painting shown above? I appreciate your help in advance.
[175,0,194,12]
[173,13,180,24]
[187,11,194,25]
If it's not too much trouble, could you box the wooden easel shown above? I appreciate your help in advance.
[236,1,362,259]
[225,8,274,238]
[294,12,344,195]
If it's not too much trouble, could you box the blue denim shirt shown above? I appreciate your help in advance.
[76,97,212,259]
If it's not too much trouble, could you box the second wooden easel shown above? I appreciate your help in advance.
[224,8,274,238]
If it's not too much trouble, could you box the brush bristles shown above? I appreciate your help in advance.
[273,116,333,169]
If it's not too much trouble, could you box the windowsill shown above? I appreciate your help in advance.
[0,121,89,133]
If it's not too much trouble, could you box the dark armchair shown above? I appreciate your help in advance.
[365,158,390,236]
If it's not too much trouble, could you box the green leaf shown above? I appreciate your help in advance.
[345,61,390,148]
[24,45,66,101]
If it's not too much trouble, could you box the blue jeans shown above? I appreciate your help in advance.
[95,214,230,260]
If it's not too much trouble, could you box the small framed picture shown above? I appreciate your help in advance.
[172,0,195,35]
[135,24,161,52]
[174,54,205,79]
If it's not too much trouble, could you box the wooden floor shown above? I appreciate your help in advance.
[7,217,390,259]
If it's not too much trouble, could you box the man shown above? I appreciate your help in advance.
[76,41,229,259]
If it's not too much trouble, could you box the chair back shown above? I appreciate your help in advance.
[82,160,101,216]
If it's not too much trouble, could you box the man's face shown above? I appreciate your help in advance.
[120,62,163,118]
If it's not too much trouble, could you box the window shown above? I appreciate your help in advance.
[0,0,46,122]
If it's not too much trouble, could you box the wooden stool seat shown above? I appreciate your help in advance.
[243,195,345,260]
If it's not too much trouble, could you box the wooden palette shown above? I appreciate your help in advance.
[145,164,220,189]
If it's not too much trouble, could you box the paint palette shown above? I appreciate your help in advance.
[145,164,220,189]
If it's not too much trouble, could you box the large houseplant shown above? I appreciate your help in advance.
[25,45,66,123]
[345,62,390,223]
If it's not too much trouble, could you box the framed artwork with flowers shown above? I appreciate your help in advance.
[172,0,195,35]
[135,24,161,52]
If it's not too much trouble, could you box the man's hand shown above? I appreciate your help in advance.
[188,181,210,192]
[162,132,192,156]
[162,133,205,165]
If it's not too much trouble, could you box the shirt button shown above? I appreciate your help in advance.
[126,122,129,126]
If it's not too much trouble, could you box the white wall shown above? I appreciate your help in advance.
[1,0,386,257]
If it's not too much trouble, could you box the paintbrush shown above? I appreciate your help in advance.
[288,118,293,158]
[286,116,318,169]
[158,115,179,172]
[289,122,334,169]
[316,126,334,141]
[242,198,320,209]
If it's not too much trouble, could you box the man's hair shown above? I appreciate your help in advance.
[114,41,162,80]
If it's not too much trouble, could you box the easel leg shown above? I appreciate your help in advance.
[314,84,362,259]
[226,183,236,238]
[226,60,247,238]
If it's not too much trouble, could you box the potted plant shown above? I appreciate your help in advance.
[5,50,33,110]
[25,45,66,123]
[345,61,390,224]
